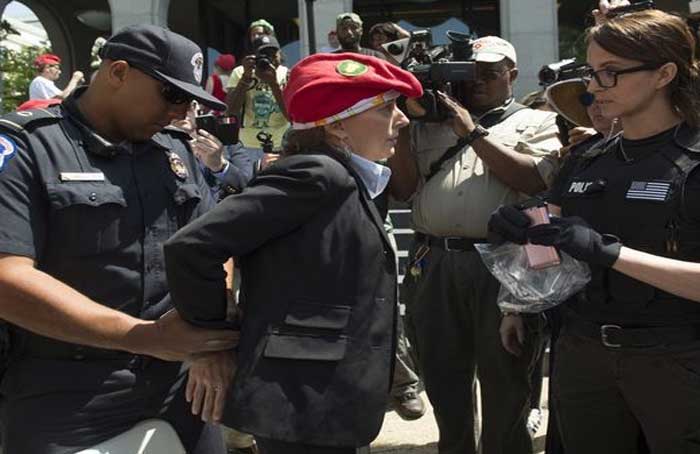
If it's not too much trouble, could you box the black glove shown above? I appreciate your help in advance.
[488,205,532,244]
[527,216,622,267]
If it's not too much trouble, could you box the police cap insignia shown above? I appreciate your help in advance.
[336,60,368,77]
[168,151,188,179]
[0,134,17,173]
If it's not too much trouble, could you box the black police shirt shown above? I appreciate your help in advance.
[0,89,215,321]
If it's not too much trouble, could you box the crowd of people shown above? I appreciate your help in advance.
[1,0,700,453]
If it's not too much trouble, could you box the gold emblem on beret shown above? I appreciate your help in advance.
[336,60,368,77]
[168,151,188,179]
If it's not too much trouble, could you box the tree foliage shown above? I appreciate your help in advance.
[1,45,49,113]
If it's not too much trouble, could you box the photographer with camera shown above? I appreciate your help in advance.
[226,34,289,158]
[390,35,561,454]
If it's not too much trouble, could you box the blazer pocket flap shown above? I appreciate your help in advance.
[284,302,351,330]
[263,333,347,361]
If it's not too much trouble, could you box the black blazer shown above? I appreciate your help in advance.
[164,148,398,447]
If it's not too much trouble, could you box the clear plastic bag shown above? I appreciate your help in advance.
[474,242,591,313]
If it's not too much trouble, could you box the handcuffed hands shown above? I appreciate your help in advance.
[527,216,622,267]
[186,350,237,423]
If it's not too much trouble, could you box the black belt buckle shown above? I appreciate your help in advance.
[444,237,464,252]
[601,324,623,348]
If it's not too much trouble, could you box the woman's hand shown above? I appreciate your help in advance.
[186,350,237,423]
[191,129,227,172]
[500,313,525,356]
[559,127,598,158]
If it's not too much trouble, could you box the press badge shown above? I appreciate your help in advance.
[59,172,105,182]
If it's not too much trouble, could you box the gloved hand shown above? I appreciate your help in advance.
[488,205,532,244]
[527,216,622,267]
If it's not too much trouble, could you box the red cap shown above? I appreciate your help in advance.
[17,98,61,112]
[34,53,61,69]
[283,52,422,130]
[215,54,236,71]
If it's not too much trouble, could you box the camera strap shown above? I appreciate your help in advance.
[425,101,527,181]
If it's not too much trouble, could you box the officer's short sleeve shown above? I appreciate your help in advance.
[0,132,47,259]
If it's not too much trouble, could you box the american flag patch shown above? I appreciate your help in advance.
[625,181,671,202]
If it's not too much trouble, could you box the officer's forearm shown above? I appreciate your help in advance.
[613,247,700,303]
[387,127,419,201]
[471,137,546,195]
[0,254,145,351]
[225,84,248,117]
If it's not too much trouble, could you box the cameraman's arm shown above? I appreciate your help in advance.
[471,138,546,195]
[387,126,419,201]
[439,92,550,195]
[269,79,288,120]
[225,58,255,117]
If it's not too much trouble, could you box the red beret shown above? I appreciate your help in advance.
[17,98,61,112]
[34,53,61,68]
[283,52,422,130]
[215,54,236,71]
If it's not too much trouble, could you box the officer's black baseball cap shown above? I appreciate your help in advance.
[99,24,226,111]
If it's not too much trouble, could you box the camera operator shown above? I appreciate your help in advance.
[333,12,386,60]
[390,36,561,454]
[225,35,289,158]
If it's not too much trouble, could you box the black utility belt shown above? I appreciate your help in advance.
[417,233,486,252]
[565,315,700,349]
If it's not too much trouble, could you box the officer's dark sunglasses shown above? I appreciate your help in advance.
[127,62,193,105]
[582,63,663,88]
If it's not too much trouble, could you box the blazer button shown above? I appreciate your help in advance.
[89,192,97,202]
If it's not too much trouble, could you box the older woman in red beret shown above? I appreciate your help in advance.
[164,53,422,454]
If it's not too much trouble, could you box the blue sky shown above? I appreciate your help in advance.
[3,1,36,20]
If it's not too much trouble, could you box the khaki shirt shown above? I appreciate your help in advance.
[411,107,561,238]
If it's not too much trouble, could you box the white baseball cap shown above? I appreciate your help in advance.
[472,36,517,65]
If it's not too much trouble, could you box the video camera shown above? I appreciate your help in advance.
[386,30,476,122]
[538,58,589,87]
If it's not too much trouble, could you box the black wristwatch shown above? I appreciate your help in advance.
[457,124,489,147]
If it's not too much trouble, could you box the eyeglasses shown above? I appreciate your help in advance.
[160,82,193,105]
[582,63,663,88]
[476,68,510,82]
[127,61,193,105]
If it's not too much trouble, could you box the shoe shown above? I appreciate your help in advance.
[527,408,542,436]
[391,391,426,421]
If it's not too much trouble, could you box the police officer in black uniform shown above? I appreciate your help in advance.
[490,9,700,454]
[0,25,238,454]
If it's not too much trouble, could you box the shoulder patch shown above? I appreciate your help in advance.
[0,108,62,133]
[0,134,17,172]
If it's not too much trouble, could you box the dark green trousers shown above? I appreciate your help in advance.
[402,246,542,454]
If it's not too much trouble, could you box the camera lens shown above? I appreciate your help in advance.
[387,43,404,55]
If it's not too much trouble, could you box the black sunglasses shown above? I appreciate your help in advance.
[127,62,193,105]
[582,63,663,89]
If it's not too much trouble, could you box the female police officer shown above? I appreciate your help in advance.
[163,53,422,454]
[490,8,700,454]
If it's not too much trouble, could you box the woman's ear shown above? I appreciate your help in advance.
[656,62,678,90]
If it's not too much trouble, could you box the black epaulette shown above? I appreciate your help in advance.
[0,107,62,134]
